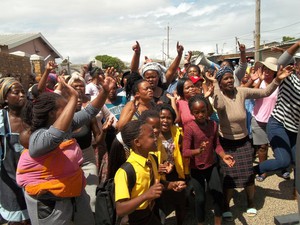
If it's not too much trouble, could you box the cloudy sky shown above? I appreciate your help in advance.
[1,0,300,64]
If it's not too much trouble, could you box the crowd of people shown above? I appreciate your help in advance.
[0,40,299,225]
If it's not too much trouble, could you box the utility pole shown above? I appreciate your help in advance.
[162,40,165,61]
[254,0,261,62]
[166,24,171,59]
[235,37,238,53]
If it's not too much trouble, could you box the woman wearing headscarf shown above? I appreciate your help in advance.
[0,77,30,224]
[131,41,184,104]
[207,65,293,220]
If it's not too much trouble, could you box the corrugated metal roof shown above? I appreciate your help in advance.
[0,33,62,59]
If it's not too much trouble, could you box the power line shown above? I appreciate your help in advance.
[174,21,300,44]
[263,21,300,33]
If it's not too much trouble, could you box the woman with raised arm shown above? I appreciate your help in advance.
[131,41,184,104]
[16,76,115,225]
[117,79,156,131]
[207,65,293,220]
[68,73,112,212]
[255,41,300,195]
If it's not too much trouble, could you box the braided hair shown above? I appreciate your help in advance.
[158,104,176,123]
[188,94,209,111]
[31,92,64,132]
[139,109,160,124]
[125,72,143,100]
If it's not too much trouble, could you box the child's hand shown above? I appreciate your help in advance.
[222,154,235,168]
[164,161,174,174]
[171,181,186,192]
[145,179,164,201]
[196,141,209,155]
[158,163,167,174]
[158,161,174,174]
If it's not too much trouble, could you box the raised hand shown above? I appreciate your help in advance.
[205,68,217,82]
[105,67,117,77]
[276,65,294,80]
[238,41,246,52]
[251,67,264,81]
[46,61,58,71]
[177,42,184,56]
[99,76,116,93]
[102,117,114,132]
[132,41,141,54]
[144,56,153,64]
[57,76,78,99]
[204,85,214,98]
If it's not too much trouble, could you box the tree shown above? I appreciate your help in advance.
[282,36,295,42]
[95,55,127,72]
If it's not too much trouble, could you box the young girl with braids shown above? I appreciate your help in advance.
[16,76,115,225]
[157,104,189,225]
[183,94,235,225]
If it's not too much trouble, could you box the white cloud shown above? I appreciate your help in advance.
[1,0,300,64]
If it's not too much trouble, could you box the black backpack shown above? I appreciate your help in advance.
[95,162,136,225]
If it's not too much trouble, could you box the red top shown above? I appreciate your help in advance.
[183,119,224,170]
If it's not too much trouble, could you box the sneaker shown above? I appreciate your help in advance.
[282,171,290,180]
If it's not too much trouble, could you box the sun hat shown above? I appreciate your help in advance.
[254,57,278,72]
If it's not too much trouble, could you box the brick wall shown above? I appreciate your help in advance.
[0,52,45,91]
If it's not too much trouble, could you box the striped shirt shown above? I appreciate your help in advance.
[271,74,300,133]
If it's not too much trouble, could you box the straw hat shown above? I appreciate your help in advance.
[254,57,278,72]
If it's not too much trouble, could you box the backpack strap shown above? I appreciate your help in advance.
[120,162,136,194]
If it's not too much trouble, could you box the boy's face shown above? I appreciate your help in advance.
[146,117,161,138]
[137,124,157,152]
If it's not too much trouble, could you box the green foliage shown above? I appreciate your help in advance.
[282,36,295,42]
[95,55,126,72]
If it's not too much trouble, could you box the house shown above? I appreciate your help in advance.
[207,39,300,64]
[0,33,63,90]
[0,33,63,61]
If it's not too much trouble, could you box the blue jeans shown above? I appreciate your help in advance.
[259,116,297,173]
